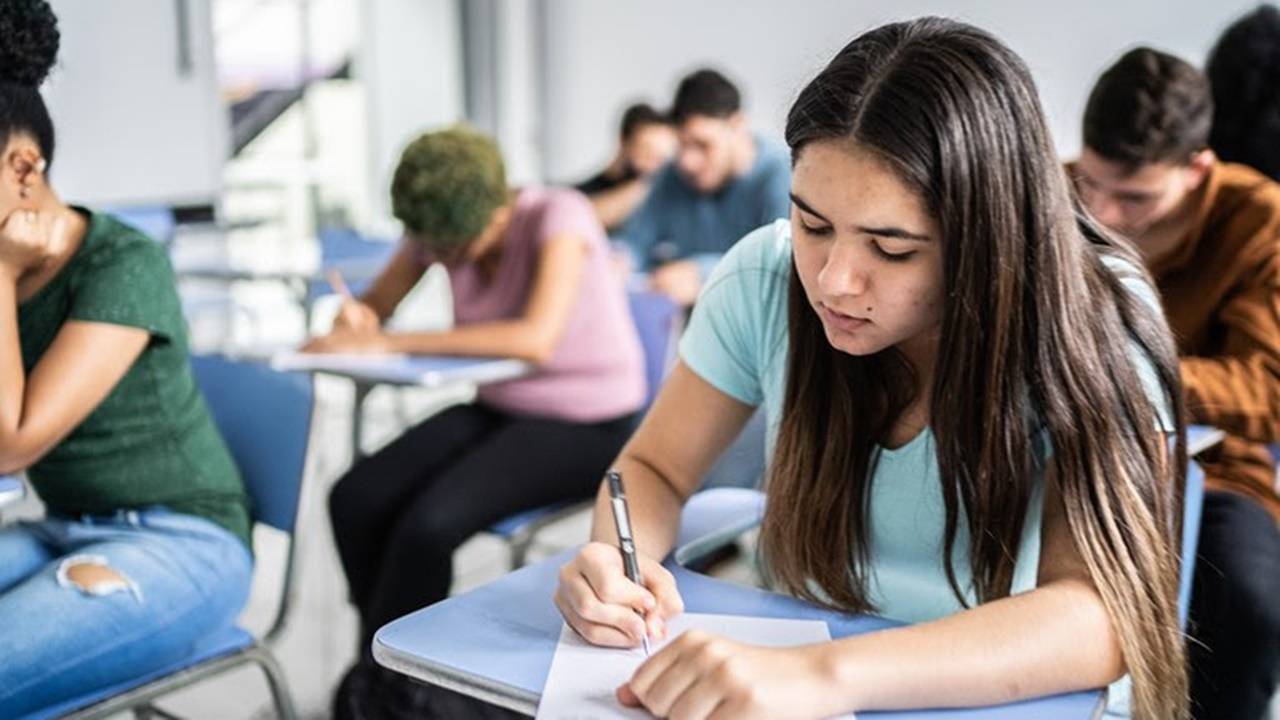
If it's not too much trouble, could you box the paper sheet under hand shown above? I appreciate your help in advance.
[536,612,855,719]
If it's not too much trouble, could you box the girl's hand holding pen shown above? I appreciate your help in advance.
[555,541,684,649]
[327,269,382,335]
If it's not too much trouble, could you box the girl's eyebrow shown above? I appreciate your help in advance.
[791,193,931,242]
[790,193,829,222]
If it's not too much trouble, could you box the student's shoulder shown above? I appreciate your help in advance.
[524,186,608,244]
[1211,163,1280,239]
[524,186,598,224]
[79,210,170,271]
[702,219,793,296]
[753,136,791,178]
[529,185,594,214]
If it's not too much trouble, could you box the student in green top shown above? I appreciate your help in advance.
[0,2,252,715]
[554,17,1190,720]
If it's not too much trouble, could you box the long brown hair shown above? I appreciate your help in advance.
[762,18,1188,719]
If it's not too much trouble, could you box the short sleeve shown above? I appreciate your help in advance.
[69,238,179,341]
[678,222,789,406]
[538,189,606,250]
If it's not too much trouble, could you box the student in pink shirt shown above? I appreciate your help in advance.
[306,126,645,719]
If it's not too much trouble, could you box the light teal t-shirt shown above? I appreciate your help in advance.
[679,219,1173,624]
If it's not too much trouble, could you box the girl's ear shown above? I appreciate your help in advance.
[6,141,45,204]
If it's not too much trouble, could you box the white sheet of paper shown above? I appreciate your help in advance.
[536,612,855,719]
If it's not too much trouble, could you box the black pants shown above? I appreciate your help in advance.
[329,402,633,659]
[1188,490,1280,720]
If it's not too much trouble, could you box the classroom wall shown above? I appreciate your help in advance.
[44,0,227,208]
[358,0,465,236]
[539,0,1258,183]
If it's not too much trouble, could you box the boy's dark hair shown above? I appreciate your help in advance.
[1083,47,1212,170]
[1207,5,1280,180]
[618,103,670,140]
[670,69,740,124]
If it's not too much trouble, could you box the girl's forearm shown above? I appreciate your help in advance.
[588,449,687,561]
[0,277,24,441]
[821,578,1124,711]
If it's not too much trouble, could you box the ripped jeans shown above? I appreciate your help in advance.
[0,506,252,717]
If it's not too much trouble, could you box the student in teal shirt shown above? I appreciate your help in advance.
[555,18,1189,720]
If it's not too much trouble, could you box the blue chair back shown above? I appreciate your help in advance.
[627,291,681,407]
[311,226,397,302]
[103,206,177,245]
[673,487,767,567]
[191,356,314,533]
[1178,459,1206,627]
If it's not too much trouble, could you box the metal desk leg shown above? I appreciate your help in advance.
[352,381,373,462]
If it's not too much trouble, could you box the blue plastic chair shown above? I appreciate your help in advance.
[673,487,767,567]
[27,357,314,720]
[101,206,177,246]
[309,226,396,303]
[486,290,683,568]
[626,290,683,408]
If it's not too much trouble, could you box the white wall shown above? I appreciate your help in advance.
[44,0,227,207]
[357,0,465,235]
[540,0,1258,183]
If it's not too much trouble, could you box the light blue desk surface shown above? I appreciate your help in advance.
[271,352,530,389]
[374,553,1103,719]
[270,352,530,458]
[0,475,23,509]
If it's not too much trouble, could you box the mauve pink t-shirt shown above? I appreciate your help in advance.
[429,187,646,423]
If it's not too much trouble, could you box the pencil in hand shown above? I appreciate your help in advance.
[327,268,354,300]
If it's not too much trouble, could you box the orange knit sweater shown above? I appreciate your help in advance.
[1150,161,1280,522]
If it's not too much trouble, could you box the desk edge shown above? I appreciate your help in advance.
[373,638,539,716]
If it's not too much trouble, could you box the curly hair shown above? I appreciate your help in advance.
[1207,5,1280,180]
[1083,47,1212,170]
[0,0,58,168]
[390,126,508,251]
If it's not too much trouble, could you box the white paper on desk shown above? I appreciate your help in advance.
[536,612,855,719]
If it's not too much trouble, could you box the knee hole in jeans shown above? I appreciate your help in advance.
[56,555,143,602]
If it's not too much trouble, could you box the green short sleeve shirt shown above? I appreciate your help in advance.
[18,209,250,549]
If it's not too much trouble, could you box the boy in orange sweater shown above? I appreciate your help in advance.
[1075,47,1280,720]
